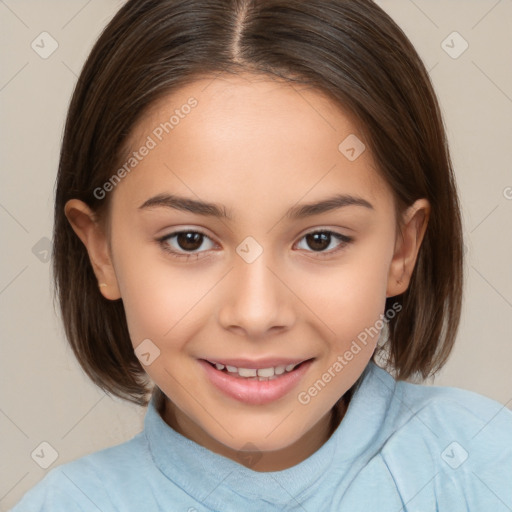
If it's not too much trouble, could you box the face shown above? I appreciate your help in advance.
[67,72,429,471]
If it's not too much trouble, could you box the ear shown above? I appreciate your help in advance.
[386,198,430,298]
[64,199,121,300]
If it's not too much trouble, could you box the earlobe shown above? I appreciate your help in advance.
[386,199,430,298]
[64,199,121,300]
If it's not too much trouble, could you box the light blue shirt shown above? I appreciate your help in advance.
[10,362,512,511]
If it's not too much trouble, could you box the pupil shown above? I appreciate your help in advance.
[178,232,202,251]
[307,232,330,251]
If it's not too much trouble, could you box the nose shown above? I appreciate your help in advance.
[217,251,296,339]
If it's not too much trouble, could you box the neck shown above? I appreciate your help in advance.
[160,397,348,472]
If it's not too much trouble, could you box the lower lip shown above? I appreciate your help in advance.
[198,359,314,405]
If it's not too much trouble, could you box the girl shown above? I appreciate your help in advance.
[11,0,512,510]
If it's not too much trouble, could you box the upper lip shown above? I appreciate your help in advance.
[201,357,313,369]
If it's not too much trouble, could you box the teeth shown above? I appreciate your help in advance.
[274,366,286,375]
[210,361,302,378]
[257,367,275,377]
[238,368,257,377]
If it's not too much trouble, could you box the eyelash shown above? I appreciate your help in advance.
[156,229,353,261]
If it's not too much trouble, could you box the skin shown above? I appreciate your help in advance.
[65,72,430,472]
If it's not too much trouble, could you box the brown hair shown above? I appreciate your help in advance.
[53,0,464,407]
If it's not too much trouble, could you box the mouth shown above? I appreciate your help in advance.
[198,357,315,405]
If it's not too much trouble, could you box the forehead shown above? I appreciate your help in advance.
[114,72,392,215]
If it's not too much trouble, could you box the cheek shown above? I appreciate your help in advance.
[299,252,390,337]
[112,239,210,349]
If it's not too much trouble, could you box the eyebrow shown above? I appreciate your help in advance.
[138,193,374,220]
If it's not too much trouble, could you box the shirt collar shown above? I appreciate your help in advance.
[144,361,396,509]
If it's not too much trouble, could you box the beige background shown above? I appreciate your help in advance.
[1,0,511,509]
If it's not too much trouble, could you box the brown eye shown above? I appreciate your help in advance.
[175,232,204,251]
[158,230,216,260]
[305,232,331,251]
[296,230,353,256]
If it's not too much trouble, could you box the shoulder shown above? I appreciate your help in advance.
[366,362,512,444]
[9,462,112,512]
[10,433,149,512]
[378,371,512,509]
[393,376,512,443]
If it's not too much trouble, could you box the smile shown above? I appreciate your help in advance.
[198,358,315,405]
